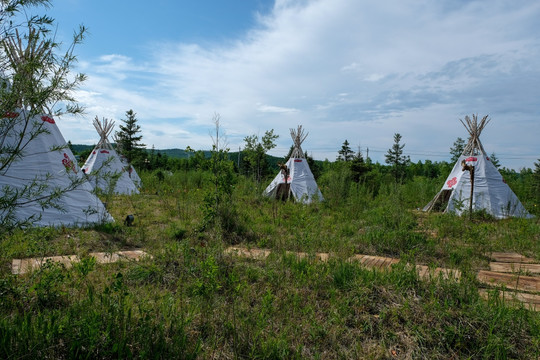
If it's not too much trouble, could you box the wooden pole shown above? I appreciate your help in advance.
[469,166,475,220]
[461,160,475,220]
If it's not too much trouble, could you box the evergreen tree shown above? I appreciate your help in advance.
[385,133,410,183]
[115,109,145,166]
[450,137,465,162]
[337,140,355,161]
[489,152,501,168]
[350,146,368,182]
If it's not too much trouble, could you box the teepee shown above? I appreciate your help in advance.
[0,110,113,227]
[264,125,323,204]
[0,27,111,227]
[424,115,532,219]
[82,117,139,195]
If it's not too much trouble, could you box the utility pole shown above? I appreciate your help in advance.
[237,146,241,172]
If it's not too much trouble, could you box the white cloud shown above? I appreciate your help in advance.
[62,0,540,169]
[257,103,299,113]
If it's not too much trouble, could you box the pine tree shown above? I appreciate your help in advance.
[115,109,145,165]
[450,137,465,162]
[385,133,410,183]
[350,146,368,182]
[337,140,355,161]
[489,152,501,168]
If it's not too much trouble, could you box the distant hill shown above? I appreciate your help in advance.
[70,144,94,154]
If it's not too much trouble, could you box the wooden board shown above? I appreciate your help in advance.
[349,254,461,280]
[478,289,540,311]
[287,251,330,262]
[224,246,271,260]
[12,250,151,275]
[489,262,540,274]
[487,252,536,264]
[348,254,399,270]
[477,270,540,293]
[416,265,461,281]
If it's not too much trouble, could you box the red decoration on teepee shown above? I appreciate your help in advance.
[465,156,477,162]
[100,150,110,154]
[294,159,302,162]
[446,177,457,188]
[4,111,19,118]
[41,115,55,124]
[61,153,77,173]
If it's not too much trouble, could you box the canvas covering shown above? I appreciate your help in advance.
[120,155,142,188]
[82,148,139,195]
[0,110,112,226]
[264,157,323,204]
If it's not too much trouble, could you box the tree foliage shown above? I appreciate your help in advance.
[450,137,465,162]
[489,152,500,168]
[337,140,354,162]
[242,129,278,183]
[114,109,145,166]
[0,0,88,231]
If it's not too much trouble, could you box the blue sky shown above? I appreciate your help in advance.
[31,0,540,169]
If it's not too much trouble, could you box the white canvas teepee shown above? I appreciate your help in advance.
[264,125,323,204]
[424,115,532,219]
[82,117,139,195]
[0,110,112,226]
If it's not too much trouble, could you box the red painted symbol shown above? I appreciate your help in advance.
[294,159,302,162]
[100,150,110,154]
[41,115,55,124]
[93,151,96,154]
[446,177,457,188]
[61,152,77,173]
[465,156,477,162]
[4,111,19,118]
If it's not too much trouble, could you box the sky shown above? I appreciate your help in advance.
[26,0,540,169]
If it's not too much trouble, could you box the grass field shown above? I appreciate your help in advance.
[1,170,539,359]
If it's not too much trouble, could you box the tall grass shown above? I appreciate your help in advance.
[0,169,538,358]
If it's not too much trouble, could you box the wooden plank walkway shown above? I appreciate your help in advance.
[489,262,540,274]
[12,250,151,275]
[225,247,461,281]
[487,252,536,264]
[286,251,330,262]
[477,270,540,293]
[348,254,399,270]
[224,247,271,260]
